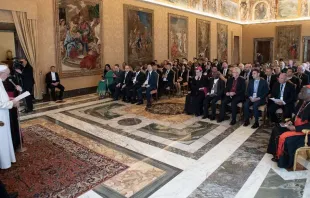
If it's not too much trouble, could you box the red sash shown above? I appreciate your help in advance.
[276,117,308,158]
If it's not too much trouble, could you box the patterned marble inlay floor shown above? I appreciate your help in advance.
[15,96,310,198]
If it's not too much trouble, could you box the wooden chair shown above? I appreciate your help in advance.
[293,129,310,171]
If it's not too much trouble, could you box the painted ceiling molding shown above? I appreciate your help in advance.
[141,0,310,24]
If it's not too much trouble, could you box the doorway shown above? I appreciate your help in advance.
[233,36,240,64]
[253,38,274,63]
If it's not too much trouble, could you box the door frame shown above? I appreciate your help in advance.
[253,38,274,63]
[303,36,310,62]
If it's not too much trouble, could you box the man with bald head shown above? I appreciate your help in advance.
[242,63,253,81]
[267,73,296,123]
[296,65,309,87]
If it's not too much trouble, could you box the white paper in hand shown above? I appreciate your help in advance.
[14,91,30,102]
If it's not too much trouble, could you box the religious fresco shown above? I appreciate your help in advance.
[217,23,228,61]
[278,0,299,18]
[168,14,188,60]
[124,5,154,66]
[301,0,309,16]
[55,0,102,78]
[276,25,301,60]
[196,19,210,58]
[254,2,268,20]
[220,0,239,20]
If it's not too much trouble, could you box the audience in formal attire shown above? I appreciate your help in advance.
[220,62,229,79]
[267,73,296,123]
[129,66,146,104]
[286,68,301,95]
[296,65,309,88]
[114,65,133,102]
[202,68,225,120]
[109,64,124,99]
[218,67,246,125]
[184,67,208,116]
[162,63,175,92]
[265,68,277,92]
[243,69,269,129]
[176,64,188,96]
[137,64,158,108]
[242,64,253,81]
[45,66,65,101]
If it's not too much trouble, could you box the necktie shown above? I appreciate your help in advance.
[267,76,270,84]
[279,84,283,98]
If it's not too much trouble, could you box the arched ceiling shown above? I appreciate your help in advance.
[144,0,310,23]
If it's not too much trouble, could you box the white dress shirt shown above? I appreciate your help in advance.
[51,72,56,81]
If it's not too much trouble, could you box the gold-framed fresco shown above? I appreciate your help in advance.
[168,13,188,60]
[275,25,301,60]
[196,19,210,59]
[54,0,103,78]
[123,5,154,67]
[220,0,239,20]
[217,23,228,61]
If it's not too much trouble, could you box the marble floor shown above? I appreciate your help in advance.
[18,94,310,198]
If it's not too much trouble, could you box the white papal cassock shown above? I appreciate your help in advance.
[0,80,16,169]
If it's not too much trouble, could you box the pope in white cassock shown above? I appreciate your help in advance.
[0,64,19,169]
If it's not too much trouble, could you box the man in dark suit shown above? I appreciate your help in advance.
[304,63,310,82]
[109,64,124,100]
[267,73,296,123]
[130,66,146,104]
[15,59,35,113]
[163,63,175,91]
[137,64,158,108]
[242,64,253,81]
[114,65,133,101]
[202,68,225,120]
[265,68,277,92]
[296,65,309,88]
[45,66,65,101]
[243,69,269,128]
[220,61,229,79]
[287,68,301,95]
[218,67,246,125]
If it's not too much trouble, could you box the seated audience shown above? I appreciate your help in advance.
[129,66,146,104]
[202,68,225,120]
[45,66,65,101]
[267,73,296,123]
[176,64,188,96]
[220,61,230,79]
[286,68,301,95]
[241,63,253,81]
[137,64,158,108]
[243,69,269,129]
[274,66,281,77]
[265,68,277,92]
[184,67,208,116]
[295,65,309,87]
[267,85,310,167]
[97,64,113,99]
[162,63,175,91]
[109,64,124,99]
[218,67,246,125]
[114,65,133,102]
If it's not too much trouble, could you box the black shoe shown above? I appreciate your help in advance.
[202,115,208,119]
[217,119,223,123]
[210,116,215,120]
[22,109,33,113]
[271,157,278,162]
[230,120,236,125]
[251,122,259,129]
[131,100,137,104]
[136,101,143,105]
[243,120,250,127]
[8,192,18,198]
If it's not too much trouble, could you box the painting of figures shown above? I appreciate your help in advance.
[124,5,154,66]
[221,0,239,20]
[55,0,102,77]
[276,25,301,60]
[196,19,210,59]
[278,0,299,18]
[217,23,228,61]
[168,14,188,60]
[254,2,268,20]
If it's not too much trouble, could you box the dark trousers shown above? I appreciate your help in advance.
[243,99,265,122]
[137,86,154,105]
[267,101,294,123]
[24,87,33,111]
[113,84,123,100]
[267,126,288,156]
[129,84,141,101]
[203,95,221,117]
[47,83,65,101]
[0,180,9,198]
[108,83,116,96]
[121,85,133,101]
[219,96,243,121]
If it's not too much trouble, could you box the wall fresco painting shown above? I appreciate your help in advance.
[276,25,301,60]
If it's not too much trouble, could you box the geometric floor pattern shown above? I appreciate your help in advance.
[17,94,310,198]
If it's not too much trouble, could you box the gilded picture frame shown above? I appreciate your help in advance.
[54,0,103,78]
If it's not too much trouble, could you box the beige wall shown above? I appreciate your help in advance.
[0,0,242,93]
[0,32,15,61]
[242,20,310,63]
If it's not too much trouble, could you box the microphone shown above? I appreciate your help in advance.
[9,79,22,92]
